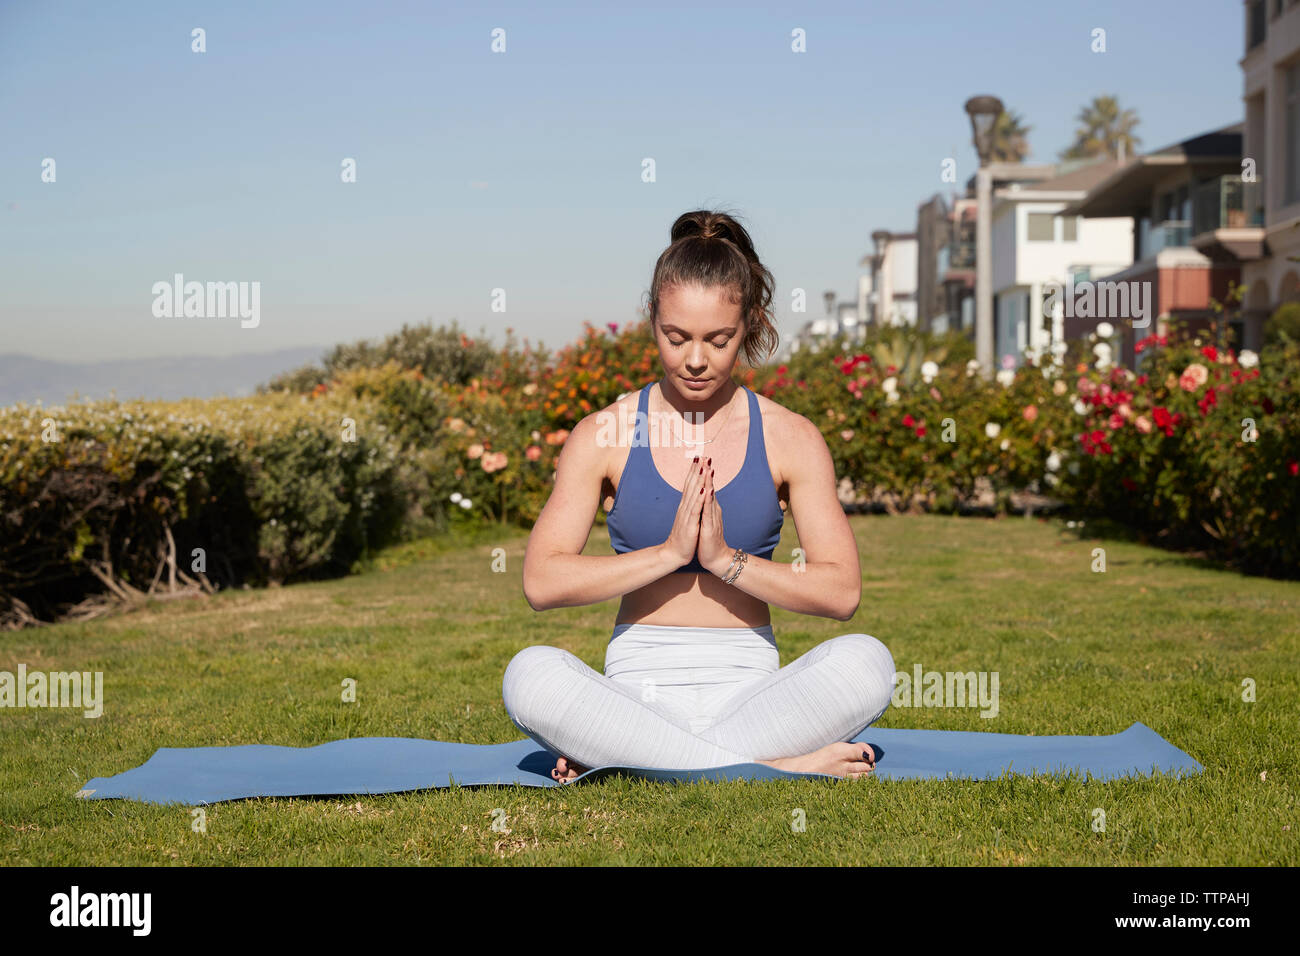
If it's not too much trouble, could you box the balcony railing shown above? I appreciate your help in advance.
[1139,220,1191,258]
[949,242,975,270]
[1192,175,1265,234]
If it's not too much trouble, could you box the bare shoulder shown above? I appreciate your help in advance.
[751,390,827,493]
[588,387,645,506]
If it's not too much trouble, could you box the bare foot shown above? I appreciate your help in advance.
[551,755,588,784]
[757,742,876,779]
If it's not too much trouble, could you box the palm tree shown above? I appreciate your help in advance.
[1060,95,1141,161]
[989,109,1032,163]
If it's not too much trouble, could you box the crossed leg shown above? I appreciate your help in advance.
[500,633,896,781]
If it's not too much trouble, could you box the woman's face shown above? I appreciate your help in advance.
[654,284,745,398]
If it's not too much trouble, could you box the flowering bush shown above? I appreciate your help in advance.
[5,317,1298,627]
[1054,333,1300,574]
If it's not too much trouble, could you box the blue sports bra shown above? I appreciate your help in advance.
[605,381,784,573]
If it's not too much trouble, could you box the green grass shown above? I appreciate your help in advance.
[2,515,1296,865]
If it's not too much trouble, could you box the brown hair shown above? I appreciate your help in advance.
[644,209,779,368]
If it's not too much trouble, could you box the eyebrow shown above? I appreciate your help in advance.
[659,323,737,336]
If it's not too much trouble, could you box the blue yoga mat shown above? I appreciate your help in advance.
[75,722,1202,807]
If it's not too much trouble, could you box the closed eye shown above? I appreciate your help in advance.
[670,338,730,349]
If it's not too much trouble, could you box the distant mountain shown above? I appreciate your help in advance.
[0,347,328,408]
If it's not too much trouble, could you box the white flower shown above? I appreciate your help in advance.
[885,390,900,405]
[921,361,939,383]
[995,369,1015,388]
[1046,450,1061,472]
[1092,342,1111,359]
[1066,520,1077,529]
[1044,472,1059,487]
[965,359,981,377]
[1096,321,1115,339]
[1073,399,1088,415]
[1000,438,1010,451]
[459,498,473,509]
[1239,349,1259,369]
[450,491,463,503]
[882,376,898,394]
[984,422,1001,439]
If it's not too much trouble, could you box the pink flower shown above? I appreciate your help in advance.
[481,451,509,473]
[1109,412,1124,430]
[1022,405,1038,423]
[467,443,484,459]
[1179,363,1209,391]
[840,429,855,441]
[1135,415,1152,434]
[930,386,942,401]
[525,445,542,461]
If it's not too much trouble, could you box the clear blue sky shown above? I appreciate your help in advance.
[1,0,1244,363]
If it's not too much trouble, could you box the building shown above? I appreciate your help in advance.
[1237,0,1299,344]
[916,195,950,332]
[939,196,978,337]
[992,158,1134,367]
[1060,123,1247,367]
[861,231,919,327]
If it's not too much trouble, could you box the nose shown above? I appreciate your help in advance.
[686,344,708,374]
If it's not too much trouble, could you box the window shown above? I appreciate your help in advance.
[1249,1,1267,50]
[1062,216,1078,241]
[1288,62,1300,205]
[1027,212,1055,241]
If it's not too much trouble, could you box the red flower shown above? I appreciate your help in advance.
[1121,477,1138,492]
[1262,397,1275,415]
[1152,406,1181,437]
[1289,462,1299,477]
[915,425,926,437]
[902,413,915,427]
[1136,374,1148,387]
[1201,344,1218,362]
[1197,389,1218,416]
[777,364,788,375]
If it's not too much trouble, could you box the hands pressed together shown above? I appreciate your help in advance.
[661,455,735,577]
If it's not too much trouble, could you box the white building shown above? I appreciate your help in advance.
[991,160,1134,367]
[867,231,919,327]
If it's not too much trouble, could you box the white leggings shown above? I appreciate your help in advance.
[501,623,897,769]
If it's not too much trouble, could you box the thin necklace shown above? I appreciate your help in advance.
[659,378,739,446]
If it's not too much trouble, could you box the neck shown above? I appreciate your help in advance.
[658,375,739,420]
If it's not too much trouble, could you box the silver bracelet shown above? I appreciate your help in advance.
[724,549,748,584]
[718,546,744,581]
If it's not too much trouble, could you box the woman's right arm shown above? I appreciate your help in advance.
[521,413,706,611]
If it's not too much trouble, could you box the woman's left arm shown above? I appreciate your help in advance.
[698,415,861,621]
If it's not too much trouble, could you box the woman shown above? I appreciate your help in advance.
[506,210,896,783]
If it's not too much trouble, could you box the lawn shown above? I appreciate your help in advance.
[1,514,1296,865]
